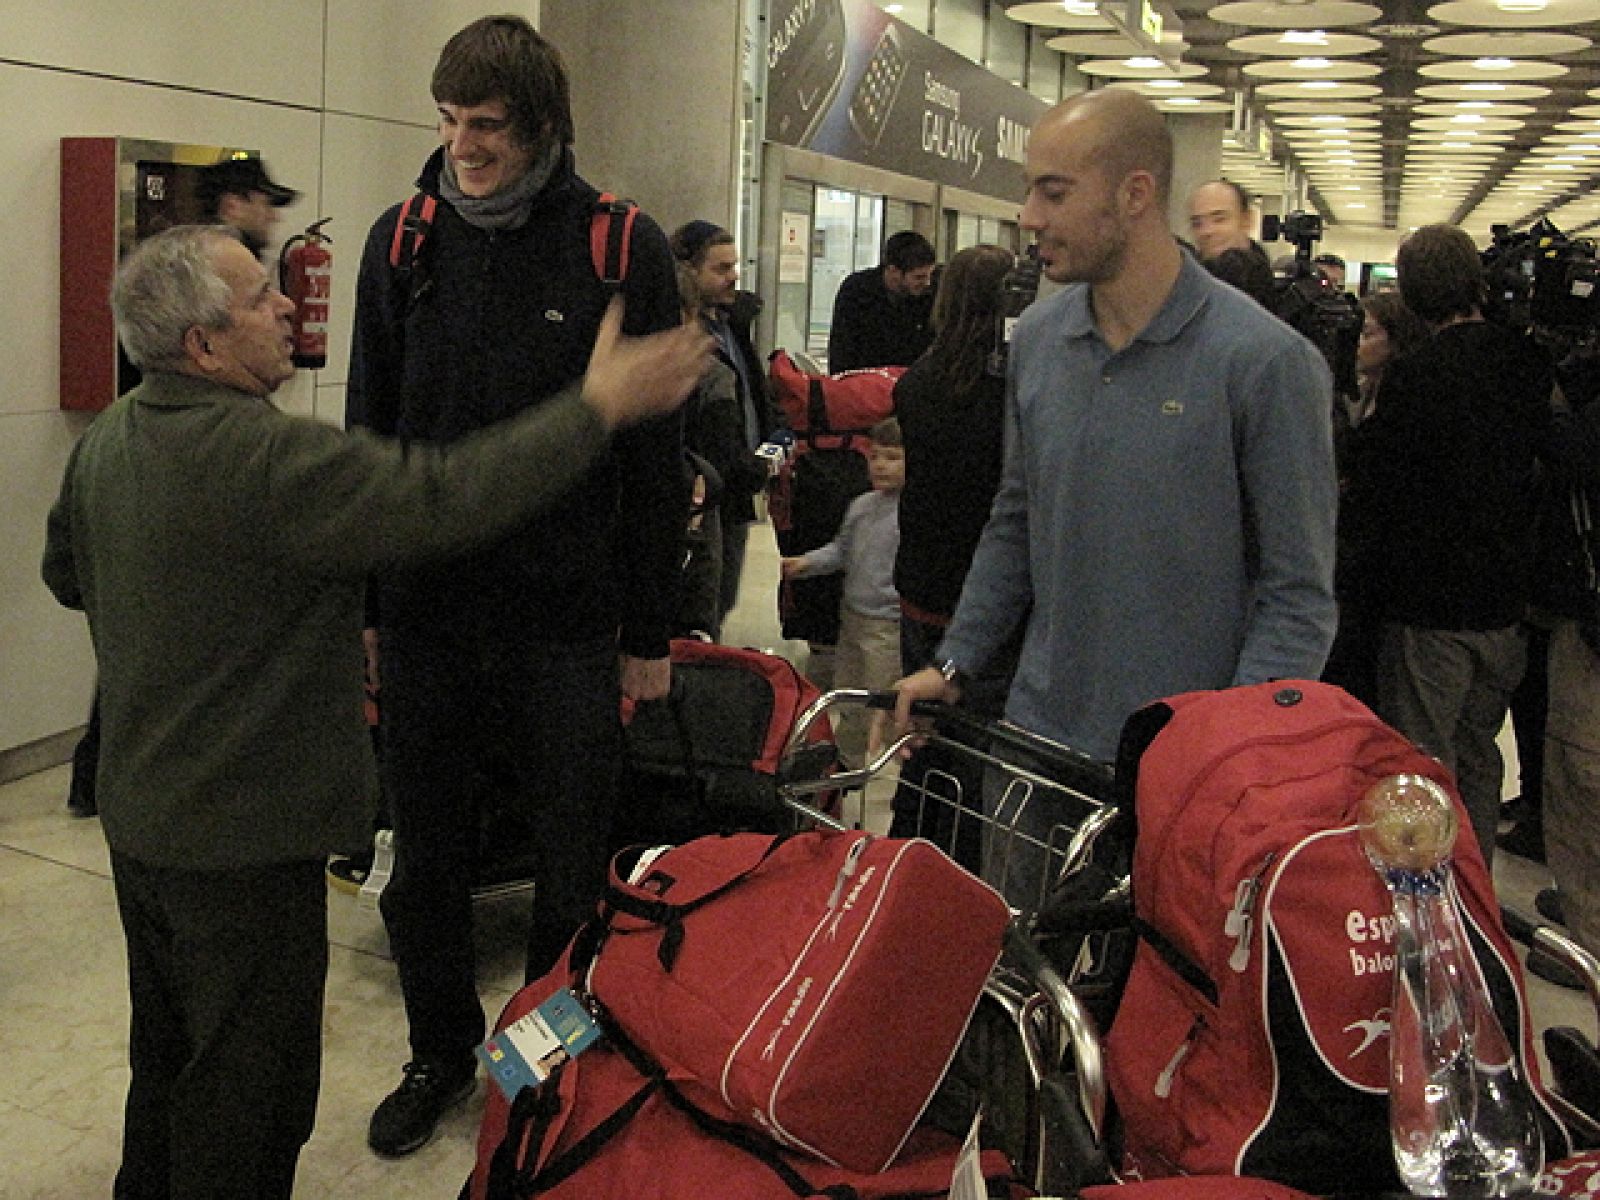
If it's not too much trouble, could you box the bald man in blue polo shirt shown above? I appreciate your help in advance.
[895,89,1336,899]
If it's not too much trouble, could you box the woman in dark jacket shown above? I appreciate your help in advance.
[888,244,1022,861]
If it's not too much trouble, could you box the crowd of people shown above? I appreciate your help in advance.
[38,13,1600,1197]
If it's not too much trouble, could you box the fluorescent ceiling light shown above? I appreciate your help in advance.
[1126,56,1164,68]
[1292,58,1332,69]
[1281,30,1329,46]
[1474,57,1516,70]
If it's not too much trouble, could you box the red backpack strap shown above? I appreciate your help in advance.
[388,193,437,273]
[590,192,637,289]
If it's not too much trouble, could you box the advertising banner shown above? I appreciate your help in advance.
[766,0,1047,204]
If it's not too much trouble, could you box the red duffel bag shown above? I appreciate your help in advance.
[574,830,1010,1174]
[768,349,901,439]
[466,939,1029,1200]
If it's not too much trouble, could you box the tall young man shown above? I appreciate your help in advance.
[346,16,688,1156]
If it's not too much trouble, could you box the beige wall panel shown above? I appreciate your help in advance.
[542,0,742,234]
[1,413,99,754]
[0,63,322,420]
[3,0,324,108]
[325,0,533,125]
[314,113,440,398]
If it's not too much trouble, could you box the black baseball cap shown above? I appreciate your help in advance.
[199,155,298,208]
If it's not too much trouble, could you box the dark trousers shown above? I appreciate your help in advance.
[717,517,752,626]
[889,615,1020,873]
[111,854,327,1200]
[68,689,101,812]
[377,631,621,1065]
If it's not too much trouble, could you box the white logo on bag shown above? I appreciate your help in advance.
[761,976,814,1061]
[1344,1009,1391,1059]
[1346,908,1398,978]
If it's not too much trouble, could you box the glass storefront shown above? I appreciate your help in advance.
[772,179,931,368]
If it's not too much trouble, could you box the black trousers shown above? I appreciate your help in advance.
[377,631,621,1065]
[888,615,1021,873]
[110,854,327,1200]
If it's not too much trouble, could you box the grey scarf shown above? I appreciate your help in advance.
[439,141,562,231]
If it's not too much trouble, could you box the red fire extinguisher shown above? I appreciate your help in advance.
[279,218,332,370]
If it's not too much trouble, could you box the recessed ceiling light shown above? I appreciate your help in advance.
[1292,57,1332,70]
[1451,114,1486,123]
[1282,30,1329,46]
[1167,97,1202,106]
[1474,57,1516,71]
[1495,0,1548,12]
[1126,56,1164,68]
[885,2,904,11]
[1347,203,1368,209]
[1147,78,1183,88]
[1300,81,1340,90]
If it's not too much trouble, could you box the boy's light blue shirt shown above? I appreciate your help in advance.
[799,488,902,622]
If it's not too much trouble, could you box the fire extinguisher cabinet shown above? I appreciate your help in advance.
[59,137,255,412]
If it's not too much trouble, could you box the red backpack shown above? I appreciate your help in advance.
[387,189,636,307]
[1105,680,1570,1194]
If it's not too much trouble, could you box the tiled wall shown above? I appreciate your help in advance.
[0,1,533,760]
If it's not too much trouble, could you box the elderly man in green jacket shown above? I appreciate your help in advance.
[41,223,707,1200]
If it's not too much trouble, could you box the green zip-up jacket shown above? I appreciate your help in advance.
[42,370,608,870]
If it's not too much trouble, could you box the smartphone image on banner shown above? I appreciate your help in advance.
[768,0,848,147]
[848,23,909,149]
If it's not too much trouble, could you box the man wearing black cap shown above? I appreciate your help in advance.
[199,155,298,259]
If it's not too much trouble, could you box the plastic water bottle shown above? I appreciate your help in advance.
[1358,774,1543,1198]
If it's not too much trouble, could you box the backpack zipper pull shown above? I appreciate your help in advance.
[1224,853,1276,973]
[1155,1016,1204,1098]
[825,835,873,909]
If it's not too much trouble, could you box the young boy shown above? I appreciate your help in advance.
[781,418,905,766]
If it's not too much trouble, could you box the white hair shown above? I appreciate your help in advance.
[111,225,241,371]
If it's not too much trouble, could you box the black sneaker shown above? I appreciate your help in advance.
[1496,820,1546,864]
[1536,886,1567,926]
[1527,947,1585,992]
[368,1060,476,1157]
[325,854,372,896]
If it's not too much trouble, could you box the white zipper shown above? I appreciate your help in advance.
[824,835,873,909]
[1224,853,1275,973]
[1155,1016,1204,1098]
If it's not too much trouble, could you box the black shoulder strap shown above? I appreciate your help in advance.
[590,193,637,291]
[503,1007,859,1200]
[388,192,438,310]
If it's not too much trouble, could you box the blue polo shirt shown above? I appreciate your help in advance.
[939,249,1337,759]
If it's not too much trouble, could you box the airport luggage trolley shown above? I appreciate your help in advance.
[776,690,1130,1195]
[778,691,1600,1196]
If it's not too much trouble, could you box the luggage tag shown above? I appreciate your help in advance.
[478,988,602,1100]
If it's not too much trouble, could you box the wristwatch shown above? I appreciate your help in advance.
[935,657,966,690]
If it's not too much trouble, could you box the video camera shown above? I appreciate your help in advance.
[1262,209,1325,267]
[1482,218,1600,335]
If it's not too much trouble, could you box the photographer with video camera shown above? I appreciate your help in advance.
[1343,222,1554,867]
[1266,209,1362,406]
